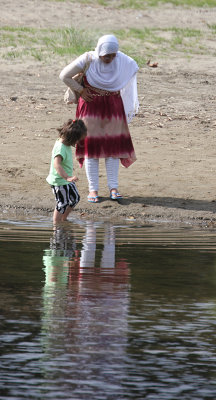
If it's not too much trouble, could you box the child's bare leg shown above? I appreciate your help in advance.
[53,208,63,224]
[61,206,73,221]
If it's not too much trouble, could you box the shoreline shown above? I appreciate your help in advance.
[1,201,216,230]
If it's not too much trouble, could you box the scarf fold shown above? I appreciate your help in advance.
[120,74,139,123]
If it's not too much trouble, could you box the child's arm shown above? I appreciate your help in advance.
[54,155,78,182]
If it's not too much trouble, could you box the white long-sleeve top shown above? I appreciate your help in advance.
[59,59,84,94]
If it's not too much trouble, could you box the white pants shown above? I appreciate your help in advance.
[85,157,119,192]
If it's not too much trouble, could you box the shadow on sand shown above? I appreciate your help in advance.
[115,196,216,214]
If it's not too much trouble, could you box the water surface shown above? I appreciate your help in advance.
[1,219,216,399]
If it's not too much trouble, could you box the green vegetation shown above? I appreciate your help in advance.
[50,0,216,8]
[0,26,96,61]
[0,23,213,66]
[117,0,216,8]
[113,27,205,65]
[208,24,216,32]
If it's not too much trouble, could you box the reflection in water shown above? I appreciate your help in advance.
[1,223,216,399]
[41,223,130,399]
[43,226,77,286]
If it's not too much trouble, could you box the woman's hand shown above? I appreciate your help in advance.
[80,87,94,102]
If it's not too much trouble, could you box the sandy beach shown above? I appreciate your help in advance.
[1,0,216,227]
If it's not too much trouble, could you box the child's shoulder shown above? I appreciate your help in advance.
[53,138,64,149]
[52,139,67,156]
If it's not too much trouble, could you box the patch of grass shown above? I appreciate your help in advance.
[114,26,204,61]
[115,27,166,48]
[49,0,108,4]
[29,49,44,61]
[168,28,203,53]
[1,26,36,33]
[163,27,202,50]
[208,24,216,32]
[0,24,213,64]
[51,28,96,55]
[122,48,150,67]
[48,0,216,6]
[0,33,17,47]
[166,27,202,37]
[0,26,97,61]
[118,0,216,7]
[4,50,21,59]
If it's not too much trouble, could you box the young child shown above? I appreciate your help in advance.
[46,119,87,224]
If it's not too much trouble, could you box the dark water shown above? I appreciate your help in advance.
[1,218,216,399]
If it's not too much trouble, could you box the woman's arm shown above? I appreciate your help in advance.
[59,56,94,101]
[59,60,84,94]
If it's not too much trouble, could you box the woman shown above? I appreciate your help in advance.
[59,34,139,203]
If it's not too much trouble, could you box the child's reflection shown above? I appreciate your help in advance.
[43,226,77,287]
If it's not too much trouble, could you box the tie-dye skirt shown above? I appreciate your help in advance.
[75,78,136,168]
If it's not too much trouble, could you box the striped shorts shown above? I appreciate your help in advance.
[51,182,80,214]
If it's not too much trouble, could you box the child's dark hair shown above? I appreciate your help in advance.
[57,119,87,146]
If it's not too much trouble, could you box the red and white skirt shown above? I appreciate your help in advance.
[75,77,136,168]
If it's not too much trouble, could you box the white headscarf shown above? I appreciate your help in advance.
[96,34,119,57]
[83,34,139,122]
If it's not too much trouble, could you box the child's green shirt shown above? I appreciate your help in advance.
[46,139,73,186]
